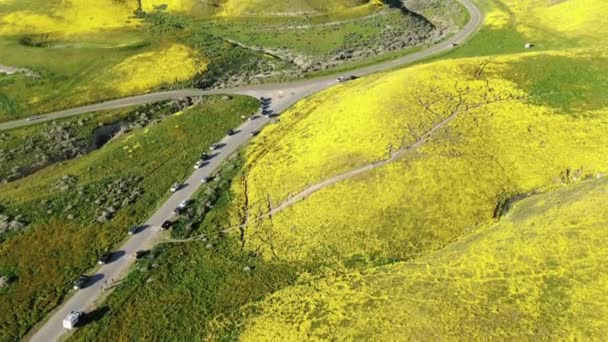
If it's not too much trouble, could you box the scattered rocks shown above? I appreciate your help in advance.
[0,211,27,235]
[0,276,8,290]
[55,175,77,192]
[91,176,143,223]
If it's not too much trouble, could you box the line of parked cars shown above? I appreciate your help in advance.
[63,96,278,331]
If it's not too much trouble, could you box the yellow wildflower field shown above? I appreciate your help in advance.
[241,176,608,340]
[0,0,197,36]
[236,48,608,265]
[475,0,608,46]
[103,43,206,94]
[216,0,375,17]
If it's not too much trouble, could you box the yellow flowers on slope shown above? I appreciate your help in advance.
[215,0,375,17]
[236,49,608,266]
[104,44,206,94]
[0,0,134,35]
[500,0,608,44]
[0,0,197,36]
[241,177,608,340]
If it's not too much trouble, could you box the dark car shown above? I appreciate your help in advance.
[161,220,174,230]
[201,152,209,161]
[250,130,260,137]
[226,129,235,136]
[97,251,112,265]
[259,96,271,103]
[201,176,214,184]
[133,250,150,259]
[173,207,185,215]
[128,225,139,235]
[73,275,89,290]
[337,75,358,82]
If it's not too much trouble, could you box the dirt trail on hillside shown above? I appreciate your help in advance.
[222,105,463,233]
[230,90,526,231]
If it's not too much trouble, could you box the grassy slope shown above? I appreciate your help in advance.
[215,0,377,17]
[0,96,257,340]
[0,106,137,181]
[241,176,608,340]
[68,0,608,340]
[72,154,301,341]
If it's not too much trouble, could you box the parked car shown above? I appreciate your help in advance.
[97,251,112,265]
[226,129,235,136]
[337,75,358,82]
[173,207,185,215]
[250,130,260,137]
[194,159,205,169]
[73,275,89,290]
[209,144,218,151]
[133,250,150,259]
[178,199,191,208]
[161,220,174,230]
[170,183,181,192]
[128,225,139,235]
[201,176,214,184]
[63,311,84,330]
[201,152,209,160]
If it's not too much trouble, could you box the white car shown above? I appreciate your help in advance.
[178,199,191,208]
[170,183,181,192]
[194,159,205,169]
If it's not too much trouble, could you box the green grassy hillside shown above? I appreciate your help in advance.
[241,176,608,340]
[0,96,257,340]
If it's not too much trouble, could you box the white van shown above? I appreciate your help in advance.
[63,311,83,330]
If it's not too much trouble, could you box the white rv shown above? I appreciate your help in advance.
[63,311,83,330]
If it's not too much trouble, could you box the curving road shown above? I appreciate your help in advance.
[3,0,481,133]
[27,1,482,341]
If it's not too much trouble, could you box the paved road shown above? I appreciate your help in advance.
[28,1,482,340]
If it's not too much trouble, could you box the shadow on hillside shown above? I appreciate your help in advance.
[384,0,436,29]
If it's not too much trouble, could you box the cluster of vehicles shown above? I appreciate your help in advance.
[63,96,276,331]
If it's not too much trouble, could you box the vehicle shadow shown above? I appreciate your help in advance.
[138,224,150,232]
[79,306,110,326]
[85,273,105,288]
[109,250,126,263]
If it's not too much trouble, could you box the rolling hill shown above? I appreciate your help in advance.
[241,175,608,340]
